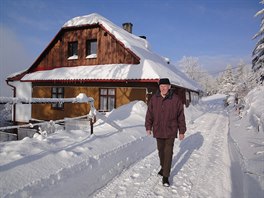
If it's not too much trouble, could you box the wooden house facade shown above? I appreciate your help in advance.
[7,13,200,123]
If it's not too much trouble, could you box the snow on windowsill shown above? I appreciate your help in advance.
[86,54,97,59]
[68,55,78,60]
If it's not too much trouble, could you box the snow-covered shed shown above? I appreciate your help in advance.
[6,13,200,123]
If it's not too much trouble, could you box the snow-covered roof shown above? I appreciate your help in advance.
[19,13,200,91]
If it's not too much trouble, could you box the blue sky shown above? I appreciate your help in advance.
[0,0,262,96]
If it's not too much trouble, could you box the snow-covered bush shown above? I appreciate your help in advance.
[226,93,236,107]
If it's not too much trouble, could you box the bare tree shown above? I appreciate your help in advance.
[178,56,217,95]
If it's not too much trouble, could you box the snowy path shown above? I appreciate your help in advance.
[93,107,232,198]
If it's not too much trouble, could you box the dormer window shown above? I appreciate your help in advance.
[68,41,78,60]
[86,39,97,59]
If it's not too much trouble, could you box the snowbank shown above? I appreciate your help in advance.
[0,101,155,197]
[243,86,264,132]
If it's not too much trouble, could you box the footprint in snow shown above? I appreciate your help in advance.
[255,151,264,155]
[131,173,140,179]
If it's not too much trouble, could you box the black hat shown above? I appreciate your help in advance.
[159,78,171,85]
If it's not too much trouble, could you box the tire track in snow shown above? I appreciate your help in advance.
[167,111,226,197]
[188,111,231,197]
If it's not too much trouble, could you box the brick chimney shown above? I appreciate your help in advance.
[122,22,133,33]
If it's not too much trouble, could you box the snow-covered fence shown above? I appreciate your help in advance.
[0,94,95,105]
[0,114,94,140]
[0,93,122,140]
[0,112,122,141]
[0,131,17,141]
[17,128,37,140]
[0,93,97,140]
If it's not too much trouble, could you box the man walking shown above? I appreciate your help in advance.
[145,78,186,187]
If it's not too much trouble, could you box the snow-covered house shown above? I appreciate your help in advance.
[6,13,200,123]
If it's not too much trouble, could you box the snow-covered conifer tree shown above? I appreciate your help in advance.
[218,65,235,94]
[252,0,264,84]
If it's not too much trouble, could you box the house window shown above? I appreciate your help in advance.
[86,39,97,58]
[51,87,64,109]
[99,88,115,112]
[68,41,78,60]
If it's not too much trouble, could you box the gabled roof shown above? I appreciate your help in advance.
[8,13,201,91]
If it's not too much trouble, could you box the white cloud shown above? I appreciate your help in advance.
[0,25,33,96]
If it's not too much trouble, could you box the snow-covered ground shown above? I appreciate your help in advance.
[0,87,263,198]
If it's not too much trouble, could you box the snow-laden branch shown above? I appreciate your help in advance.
[255,8,264,17]
[254,43,264,54]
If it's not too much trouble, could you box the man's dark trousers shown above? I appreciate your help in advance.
[156,138,175,177]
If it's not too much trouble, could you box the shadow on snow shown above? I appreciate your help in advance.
[171,132,204,180]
